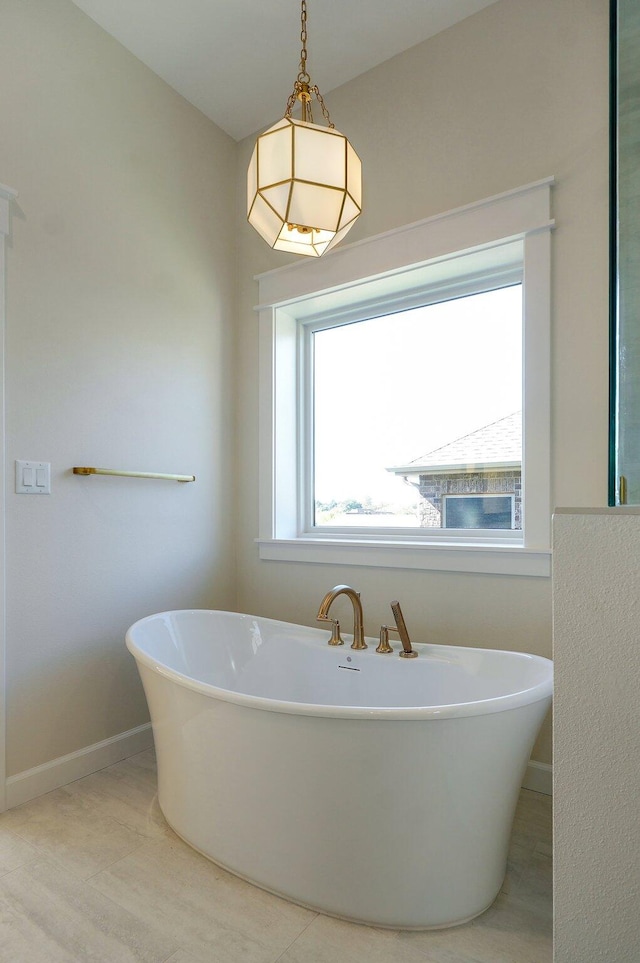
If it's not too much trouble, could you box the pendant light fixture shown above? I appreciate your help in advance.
[247,0,362,258]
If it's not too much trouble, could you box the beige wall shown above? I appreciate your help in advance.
[0,0,237,775]
[235,0,610,767]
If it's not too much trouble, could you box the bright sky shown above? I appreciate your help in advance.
[313,285,522,506]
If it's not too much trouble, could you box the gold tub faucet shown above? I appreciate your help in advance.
[316,584,367,650]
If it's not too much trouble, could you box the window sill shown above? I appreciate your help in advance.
[257,538,551,577]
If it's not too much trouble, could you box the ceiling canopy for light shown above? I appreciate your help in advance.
[247,0,362,258]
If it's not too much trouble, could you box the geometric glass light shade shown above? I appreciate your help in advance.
[247,116,362,258]
[246,0,362,258]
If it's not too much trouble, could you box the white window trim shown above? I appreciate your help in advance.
[256,178,553,577]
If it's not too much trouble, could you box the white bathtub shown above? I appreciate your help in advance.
[125,609,552,929]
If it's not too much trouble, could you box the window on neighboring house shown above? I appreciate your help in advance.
[442,494,515,530]
[256,179,552,576]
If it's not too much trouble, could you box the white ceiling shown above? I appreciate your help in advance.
[70,0,499,141]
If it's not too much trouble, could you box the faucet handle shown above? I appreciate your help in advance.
[317,615,344,646]
[376,625,394,654]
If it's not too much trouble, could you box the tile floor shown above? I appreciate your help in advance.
[0,749,552,962]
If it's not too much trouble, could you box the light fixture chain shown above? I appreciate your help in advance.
[312,86,334,129]
[283,0,332,129]
[298,0,310,83]
[285,88,297,118]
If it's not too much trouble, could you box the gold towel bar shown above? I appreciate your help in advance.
[73,467,195,483]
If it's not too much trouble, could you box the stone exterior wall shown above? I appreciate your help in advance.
[417,470,522,529]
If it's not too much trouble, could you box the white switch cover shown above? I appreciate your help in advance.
[16,460,51,494]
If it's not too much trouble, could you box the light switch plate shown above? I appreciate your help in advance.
[16,460,51,494]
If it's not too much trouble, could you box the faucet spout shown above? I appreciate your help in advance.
[317,584,367,650]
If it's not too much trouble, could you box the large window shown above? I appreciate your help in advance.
[310,284,522,532]
[257,179,552,576]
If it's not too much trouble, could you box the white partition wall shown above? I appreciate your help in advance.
[553,508,640,961]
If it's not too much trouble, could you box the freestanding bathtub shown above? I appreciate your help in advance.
[125,609,552,930]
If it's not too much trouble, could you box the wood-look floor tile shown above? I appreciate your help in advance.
[0,828,40,878]
[512,791,552,844]
[0,787,147,880]
[64,763,167,839]
[503,851,553,920]
[125,748,157,773]
[88,829,316,963]
[399,892,551,963]
[503,835,537,891]
[0,857,178,963]
[275,913,436,963]
[535,839,552,858]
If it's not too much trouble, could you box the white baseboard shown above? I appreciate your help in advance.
[523,760,552,795]
[4,723,154,811]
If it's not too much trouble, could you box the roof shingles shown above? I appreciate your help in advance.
[406,411,522,470]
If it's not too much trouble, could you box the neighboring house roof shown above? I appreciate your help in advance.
[388,411,522,475]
